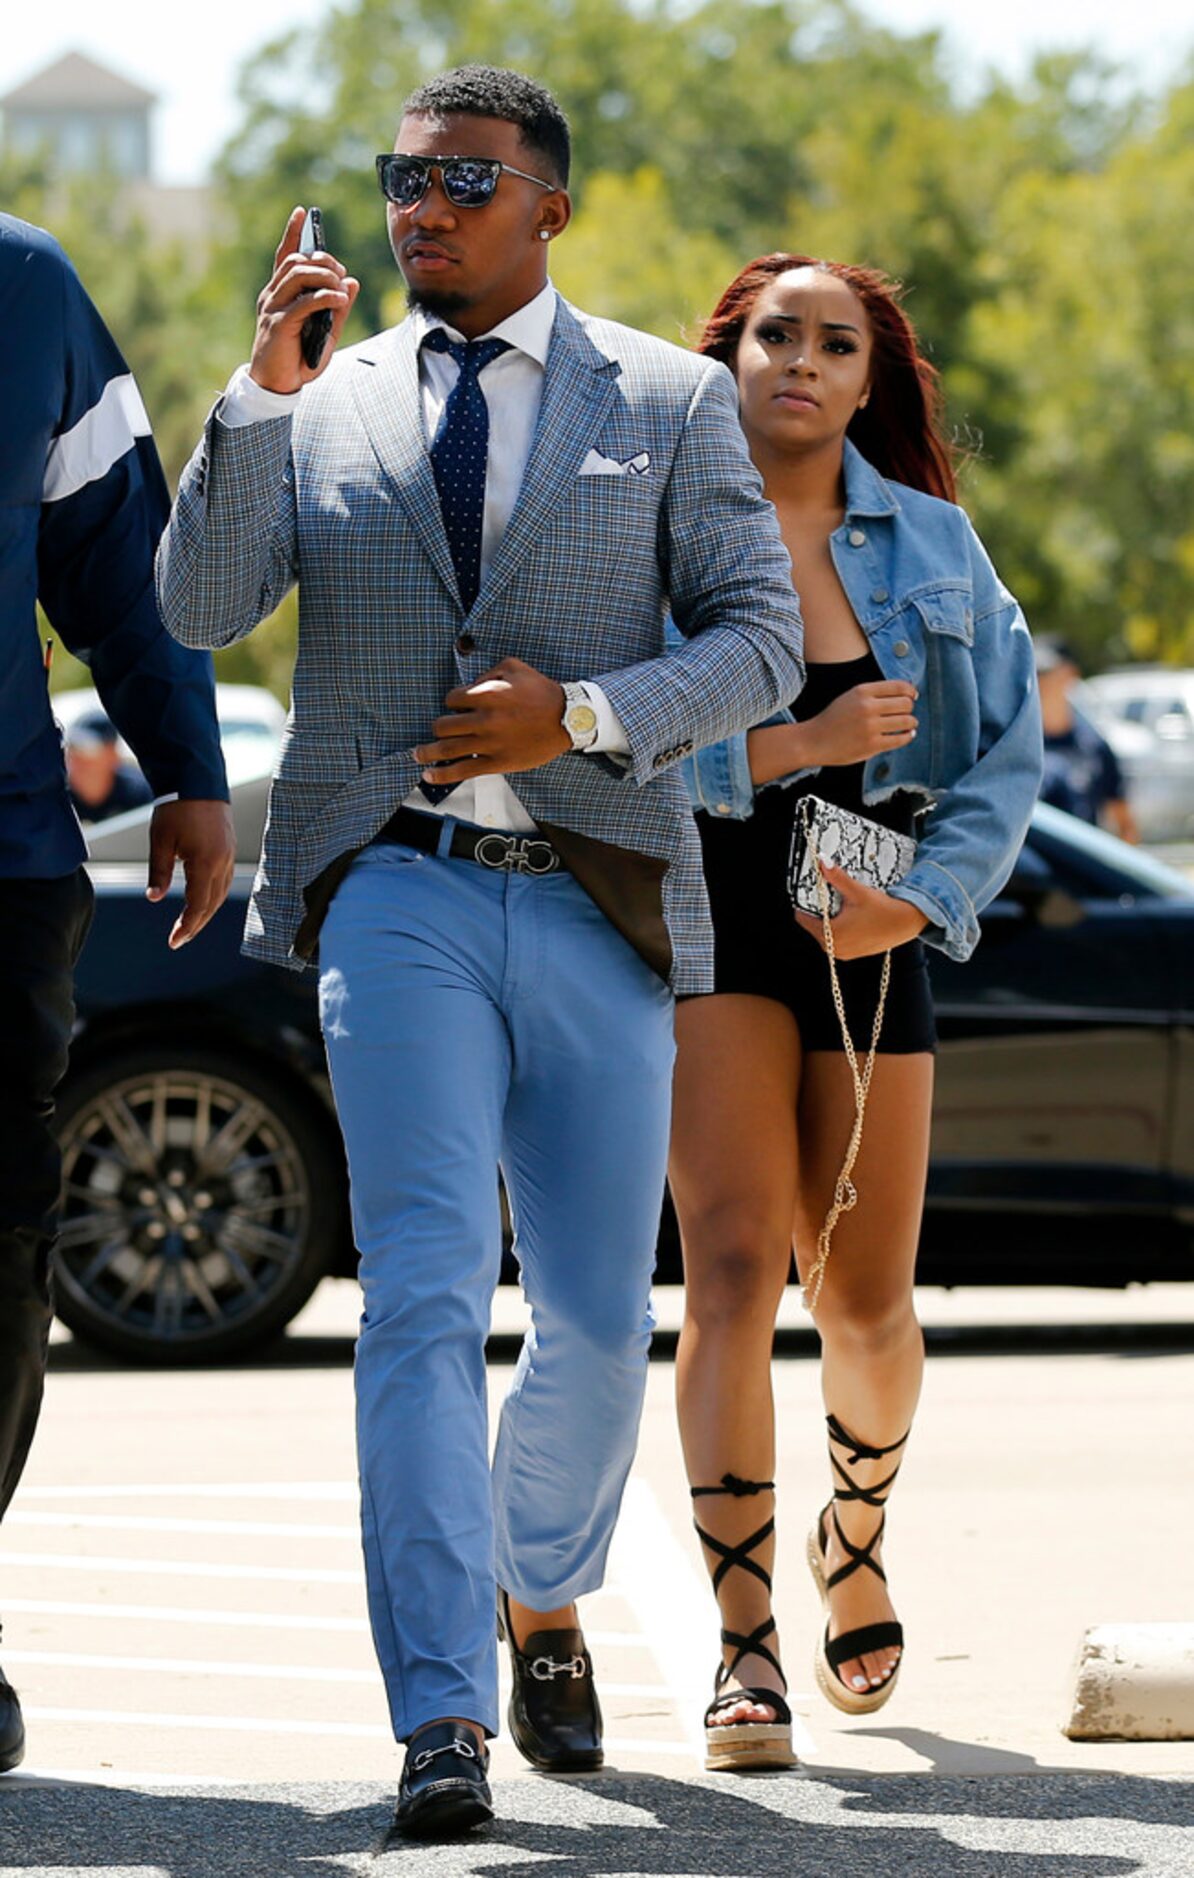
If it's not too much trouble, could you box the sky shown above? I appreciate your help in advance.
[0,0,1190,187]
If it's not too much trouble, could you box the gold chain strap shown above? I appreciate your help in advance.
[797,799,891,1314]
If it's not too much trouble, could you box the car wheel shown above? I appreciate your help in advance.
[53,1047,342,1363]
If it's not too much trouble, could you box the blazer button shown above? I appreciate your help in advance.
[456,632,477,655]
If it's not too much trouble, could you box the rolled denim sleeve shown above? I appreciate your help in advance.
[664,611,793,817]
[680,730,757,818]
[889,527,1043,962]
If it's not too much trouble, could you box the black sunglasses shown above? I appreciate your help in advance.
[375,153,556,209]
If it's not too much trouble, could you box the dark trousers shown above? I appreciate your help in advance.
[0,870,94,1521]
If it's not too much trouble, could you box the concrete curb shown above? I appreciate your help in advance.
[1067,1624,1194,1739]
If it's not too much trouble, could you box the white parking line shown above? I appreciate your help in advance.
[17,1482,357,1502]
[2,1598,644,1646]
[7,1651,672,1701]
[26,1707,390,1738]
[2,1598,369,1631]
[23,1709,696,1758]
[0,1550,361,1584]
[8,1767,244,1788]
[8,1511,358,1539]
[6,1650,378,1684]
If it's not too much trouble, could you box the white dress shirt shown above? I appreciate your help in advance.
[218,283,628,833]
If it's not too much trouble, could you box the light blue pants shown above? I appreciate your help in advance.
[318,832,675,1742]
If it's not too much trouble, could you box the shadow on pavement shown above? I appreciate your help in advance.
[810,1729,1194,1820]
[0,1768,1183,1877]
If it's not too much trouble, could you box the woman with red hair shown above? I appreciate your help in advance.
[671,255,1041,1770]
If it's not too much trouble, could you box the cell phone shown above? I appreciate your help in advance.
[298,206,335,371]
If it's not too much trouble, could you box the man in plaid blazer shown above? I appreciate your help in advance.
[159,66,802,1839]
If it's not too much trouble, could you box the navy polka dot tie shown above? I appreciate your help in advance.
[424,328,511,613]
[421,328,510,801]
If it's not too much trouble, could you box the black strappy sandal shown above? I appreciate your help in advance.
[691,1474,798,1772]
[807,1413,908,1715]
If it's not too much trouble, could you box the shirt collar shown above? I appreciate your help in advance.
[412,281,558,368]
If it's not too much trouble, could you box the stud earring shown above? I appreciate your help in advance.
[538,229,551,241]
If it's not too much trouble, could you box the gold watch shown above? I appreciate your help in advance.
[561,682,600,752]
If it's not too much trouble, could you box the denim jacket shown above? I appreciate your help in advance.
[678,441,1043,962]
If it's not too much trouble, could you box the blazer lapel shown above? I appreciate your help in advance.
[349,321,461,605]
[472,301,622,618]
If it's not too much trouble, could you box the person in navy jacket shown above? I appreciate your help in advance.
[0,212,235,1771]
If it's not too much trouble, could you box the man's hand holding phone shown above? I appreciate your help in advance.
[249,206,360,395]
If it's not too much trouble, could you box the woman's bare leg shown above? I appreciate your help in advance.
[795,1049,933,1696]
[671,993,802,1727]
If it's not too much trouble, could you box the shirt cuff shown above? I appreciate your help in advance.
[217,362,304,429]
[577,681,630,757]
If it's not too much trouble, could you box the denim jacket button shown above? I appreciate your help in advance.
[872,588,889,604]
[894,639,910,657]
[716,803,731,815]
[848,528,867,547]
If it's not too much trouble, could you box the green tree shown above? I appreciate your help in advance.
[951,69,1194,661]
[16,0,1194,688]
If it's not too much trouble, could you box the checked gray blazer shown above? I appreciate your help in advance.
[158,296,804,993]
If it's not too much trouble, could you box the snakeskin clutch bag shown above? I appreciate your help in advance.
[787,795,917,919]
[785,794,919,1313]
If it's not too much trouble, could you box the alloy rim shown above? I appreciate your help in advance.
[56,1069,310,1345]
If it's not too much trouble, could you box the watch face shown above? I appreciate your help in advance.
[567,704,599,735]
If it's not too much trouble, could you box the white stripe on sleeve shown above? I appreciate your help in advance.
[43,373,153,504]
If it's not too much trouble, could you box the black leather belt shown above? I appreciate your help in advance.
[375,807,565,876]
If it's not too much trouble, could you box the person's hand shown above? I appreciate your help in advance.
[795,864,927,960]
[414,659,571,783]
[249,207,361,395]
[798,681,918,768]
[146,800,237,950]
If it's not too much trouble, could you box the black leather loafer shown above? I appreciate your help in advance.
[498,1589,604,1772]
[0,1663,25,1774]
[390,1721,493,1842]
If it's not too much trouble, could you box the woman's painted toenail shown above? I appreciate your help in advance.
[851,1675,869,1690]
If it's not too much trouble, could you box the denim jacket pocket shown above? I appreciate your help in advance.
[911,584,974,647]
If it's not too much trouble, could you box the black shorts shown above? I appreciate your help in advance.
[694,801,937,1056]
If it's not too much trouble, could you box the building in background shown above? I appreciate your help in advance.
[0,50,214,245]
[1,51,154,179]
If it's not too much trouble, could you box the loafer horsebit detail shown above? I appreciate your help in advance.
[473,833,561,874]
[530,1653,588,1681]
[411,1739,479,1772]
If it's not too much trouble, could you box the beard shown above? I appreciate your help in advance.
[406,284,471,319]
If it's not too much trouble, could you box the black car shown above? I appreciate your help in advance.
[58,783,1194,1361]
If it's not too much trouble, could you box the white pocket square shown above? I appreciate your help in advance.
[578,448,651,477]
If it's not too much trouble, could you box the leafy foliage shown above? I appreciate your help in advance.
[13,1,1194,693]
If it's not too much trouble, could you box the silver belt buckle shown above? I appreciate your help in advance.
[474,833,559,875]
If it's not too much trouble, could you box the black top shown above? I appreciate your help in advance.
[761,649,917,835]
[690,649,935,1053]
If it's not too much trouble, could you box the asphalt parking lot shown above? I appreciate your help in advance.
[2,1282,1193,1875]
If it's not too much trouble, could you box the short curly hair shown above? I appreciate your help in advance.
[402,65,571,188]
